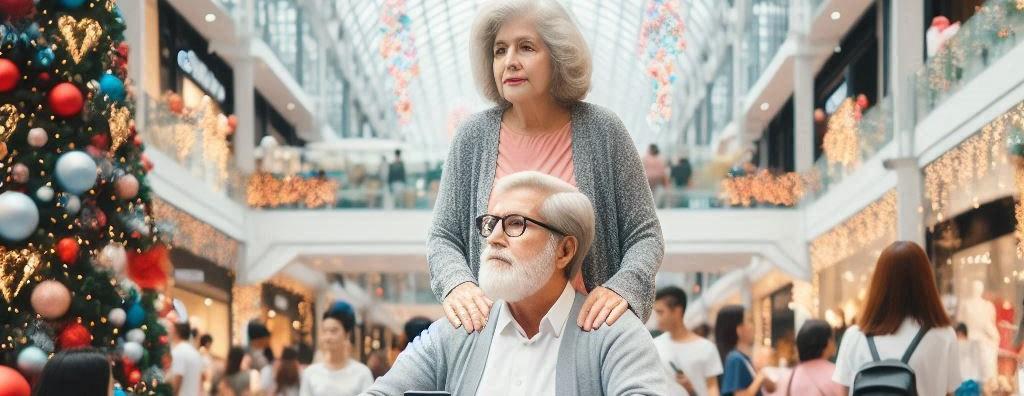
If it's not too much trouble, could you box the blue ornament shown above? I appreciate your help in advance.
[125,303,145,329]
[99,74,126,102]
[54,151,97,194]
[114,389,127,396]
[59,0,87,9]
[35,47,54,67]
[0,191,39,242]
[25,23,40,39]
[399,14,412,26]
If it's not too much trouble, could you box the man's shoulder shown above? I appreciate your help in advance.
[586,311,650,342]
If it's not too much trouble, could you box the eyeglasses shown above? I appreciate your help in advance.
[476,214,567,238]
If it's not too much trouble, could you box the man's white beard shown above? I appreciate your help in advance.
[479,239,557,303]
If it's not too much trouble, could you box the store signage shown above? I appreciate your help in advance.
[174,268,205,283]
[177,50,227,103]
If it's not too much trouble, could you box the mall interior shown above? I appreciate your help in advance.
[2,0,1024,394]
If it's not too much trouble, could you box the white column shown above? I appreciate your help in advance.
[733,0,750,153]
[888,0,925,244]
[120,0,147,131]
[792,0,814,172]
[232,52,257,174]
[231,0,257,174]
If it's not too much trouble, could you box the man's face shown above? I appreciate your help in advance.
[319,318,347,352]
[479,188,562,302]
[653,300,682,332]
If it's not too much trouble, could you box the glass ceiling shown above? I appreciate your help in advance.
[321,0,727,156]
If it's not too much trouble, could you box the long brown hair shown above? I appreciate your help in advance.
[857,241,951,336]
[274,347,300,390]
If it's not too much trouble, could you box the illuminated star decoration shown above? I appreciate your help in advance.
[638,0,686,129]
[379,0,420,125]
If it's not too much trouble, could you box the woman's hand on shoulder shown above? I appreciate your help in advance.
[443,282,494,333]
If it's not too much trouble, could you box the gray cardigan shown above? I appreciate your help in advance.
[427,101,665,321]
[361,292,669,395]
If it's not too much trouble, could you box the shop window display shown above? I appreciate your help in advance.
[930,197,1021,393]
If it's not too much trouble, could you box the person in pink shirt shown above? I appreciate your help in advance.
[773,320,845,396]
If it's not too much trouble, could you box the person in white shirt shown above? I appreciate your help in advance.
[300,302,374,396]
[833,241,961,395]
[169,321,205,396]
[653,286,722,396]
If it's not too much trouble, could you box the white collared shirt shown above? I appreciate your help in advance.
[476,282,576,396]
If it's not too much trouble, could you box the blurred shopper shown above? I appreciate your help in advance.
[653,286,722,395]
[216,346,261,396]
[772,320,843,396]
[300,303,373,396]
[716,305,777,396]
[365,350,391,380]
[169,321,205,396]
[403,316,433,348]
[955,323,984,396]
[33,349,113,396]
[246,321,274,393]
[832,241,960,395]
[270,347,301,396]
[642,144,670,207]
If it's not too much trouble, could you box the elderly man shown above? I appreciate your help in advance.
[363,171,667,395]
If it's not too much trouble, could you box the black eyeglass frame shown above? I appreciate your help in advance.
[475,214,568,238]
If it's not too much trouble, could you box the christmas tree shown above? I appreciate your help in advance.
[0,0,170,394]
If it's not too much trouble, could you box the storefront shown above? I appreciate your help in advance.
[751,273,797,367]
[153,199,240,359]
[156,0,234,113]
[923,99,1024,392]
[232,277,315,358]
[809,191,897,329]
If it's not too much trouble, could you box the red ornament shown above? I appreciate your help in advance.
[48,82,84,118]
[58,322,92,349]
[127,244,169,290]
[0,58,20,92]
[167,93,184,114]
[120,357,136,377]
[140,154,154,172]
[128,369,141,385]
[37,72,50,82]
[90,134,111,150]
[0,365,30,396]
[0,0,34,18]
[133,135,143,147]
[56,237,79,264]
[117,42,130,58]
[227,114,238,131]
[159,335,168,345]
[855,94,869,110]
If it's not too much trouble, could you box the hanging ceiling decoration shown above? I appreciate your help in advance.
[637,0,686,130]
[379,0,421,125]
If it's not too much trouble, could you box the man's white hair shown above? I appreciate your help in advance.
[469,0,592,105]
[492,171,595,278]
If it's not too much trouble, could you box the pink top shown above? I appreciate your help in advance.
[491,121,586,293]
[493,121,576,187]
[772,359,845,396]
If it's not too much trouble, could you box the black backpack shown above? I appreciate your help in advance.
[851,327,928,396]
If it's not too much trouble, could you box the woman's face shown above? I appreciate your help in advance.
[492,17,554,105]
[736,314,755,345]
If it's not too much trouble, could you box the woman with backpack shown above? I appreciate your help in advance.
[832,241,961,395]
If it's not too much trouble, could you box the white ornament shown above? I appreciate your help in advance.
[27,128,48,148]
[126,328,146,344]
[122,341,144,363]
[35,186,54,202]
[108,308,126,327]
[97,243,127,273]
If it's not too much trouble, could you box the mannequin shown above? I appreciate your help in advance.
[926,16,961,58]
[957,280,999,383]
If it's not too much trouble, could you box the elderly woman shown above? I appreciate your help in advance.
[429,0,664,333]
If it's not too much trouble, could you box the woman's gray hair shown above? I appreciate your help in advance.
[493,171,595,278]
[470,0,592,105]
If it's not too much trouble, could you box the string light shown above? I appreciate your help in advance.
[151,198,239,269]
[719,170,811,207]
[246,172,339,209]
[822,98,860,168]
[0,248,42,303]
[809,190,897,272]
